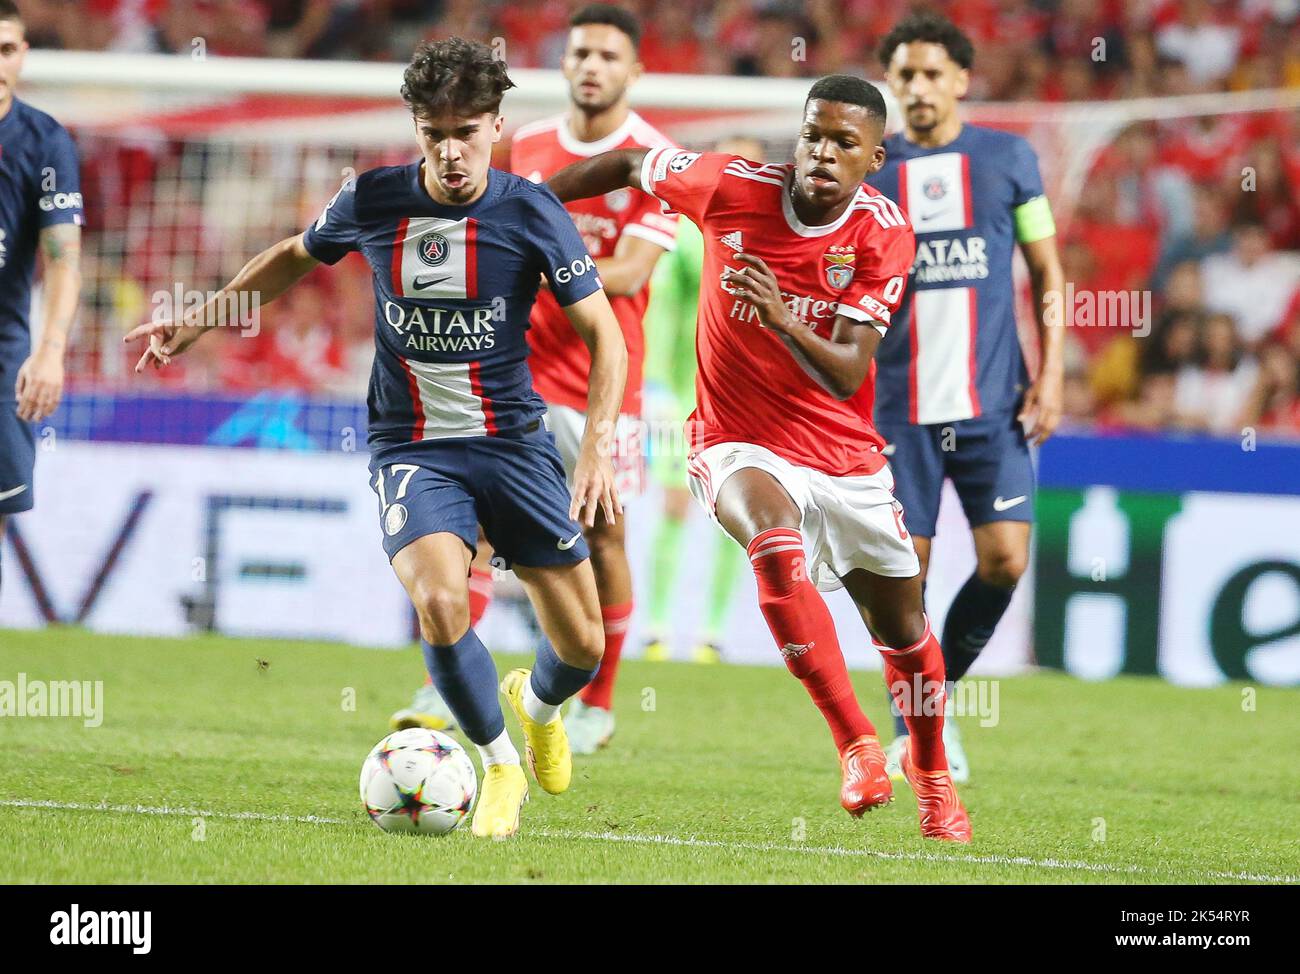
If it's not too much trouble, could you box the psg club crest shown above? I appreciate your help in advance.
[823,245,856,291]
[385,503,408,537]
[923,175,948,201]
[418,232,450,267]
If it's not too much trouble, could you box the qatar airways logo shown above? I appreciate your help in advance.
[383,300,496,353]
[720,264,835,329]
[912,235,989,285]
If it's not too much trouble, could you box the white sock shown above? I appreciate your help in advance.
[523,678,562,725]
[475,729,520,767]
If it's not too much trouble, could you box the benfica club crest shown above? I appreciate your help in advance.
[823,245,856,290]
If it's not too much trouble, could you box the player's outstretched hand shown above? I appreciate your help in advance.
[725,253,793,333]
[1019,371,1064,445]
[14,347,65,423]
[570,440,622,529]
[123,319,203,374]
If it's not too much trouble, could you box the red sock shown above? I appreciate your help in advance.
[877,616,947,772]
[747,528,874,750]
[425,566,495,687]
[578,601,633,711]
[468,565,494,628]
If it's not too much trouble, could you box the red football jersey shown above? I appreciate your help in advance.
[511,112,678,416]
[639,148,915,477]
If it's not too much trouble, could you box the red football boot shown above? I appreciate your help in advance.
[838,735,894,816]
[900,739,972,842]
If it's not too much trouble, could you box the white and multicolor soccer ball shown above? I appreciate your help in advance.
[360,728,477,835]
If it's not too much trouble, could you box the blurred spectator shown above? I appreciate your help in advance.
[1231,136,1300,250]
[1151,185,1231,291]
[1240,341,1300,434]
[1174,312,1258,433]
[1155,0,1242,87]
[1200,222,1300,346]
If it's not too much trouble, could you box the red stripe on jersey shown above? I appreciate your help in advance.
[895,161,910,220]
[390,217,409,297]
[464,218,478,299]
[469,360,498,435]
[687,454,715,512]
[400,356,425,441]
[908,299,920,425]
[960,155,973,228]
[967,288,982,418]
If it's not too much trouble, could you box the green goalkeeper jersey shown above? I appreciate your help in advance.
[643,215,704,411]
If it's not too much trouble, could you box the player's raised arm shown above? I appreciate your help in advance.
[124,233,320,373]
[546,147,648,203]
[561,290,628,526]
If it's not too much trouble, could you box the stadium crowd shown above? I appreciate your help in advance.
[22,0,1300,437]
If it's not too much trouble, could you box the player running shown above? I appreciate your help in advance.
[126,39,628,840]
[866,13,1065,784]
[0,0,82,597]
[392,4,676,754]
[638,138,761,665]
[548,76,971,842]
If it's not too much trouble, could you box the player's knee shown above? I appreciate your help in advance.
[412,583,470,645]
[584,518,625,564]
[567,615,605,670]
[978,548,1026,589]
[875,610,928,651]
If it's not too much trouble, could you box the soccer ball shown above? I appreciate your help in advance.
[359,728,477,835]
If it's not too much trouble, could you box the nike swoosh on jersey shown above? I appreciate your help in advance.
[412,275,451,291]
[556,532,581,550]
[0,484,29,501]
[993,495,1027,511]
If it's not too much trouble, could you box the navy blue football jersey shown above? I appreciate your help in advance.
[0,97,83,401]
[302,162,602,448]
[867,125,1049,425]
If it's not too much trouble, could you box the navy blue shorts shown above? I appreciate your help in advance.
[876,409,1035,539]
[0,402,35,515]
[368,425,590,569]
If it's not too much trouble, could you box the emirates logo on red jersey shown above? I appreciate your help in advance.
[823,245,856,291]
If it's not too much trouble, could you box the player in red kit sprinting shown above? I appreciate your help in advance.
[391,5,676,754]
[548,75,970,841]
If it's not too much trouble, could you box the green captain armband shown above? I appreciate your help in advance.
[1014,195,1056,243]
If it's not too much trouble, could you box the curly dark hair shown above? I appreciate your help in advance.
[401,37,517,119]
[878,12,975,71]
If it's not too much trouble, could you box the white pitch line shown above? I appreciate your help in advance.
[2,798,1294,884]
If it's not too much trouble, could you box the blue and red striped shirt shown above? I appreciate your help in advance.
[303,162,601,447]
[867,125,1047,425]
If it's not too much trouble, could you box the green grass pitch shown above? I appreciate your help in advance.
[1,628,1296,884]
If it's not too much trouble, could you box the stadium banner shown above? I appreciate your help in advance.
[0,441,412,647]
[1035,433,1300,688]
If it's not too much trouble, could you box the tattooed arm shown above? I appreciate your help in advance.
[16,223,81,422]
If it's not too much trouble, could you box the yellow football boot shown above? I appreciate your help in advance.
[500,668,572,795]
[470,763,528,839]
